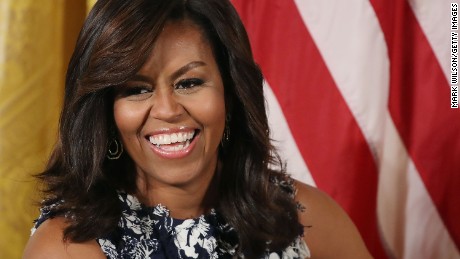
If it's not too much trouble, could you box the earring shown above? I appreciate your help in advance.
[221,114,231,147]
[107,138,123,160]
[223,124,230,142]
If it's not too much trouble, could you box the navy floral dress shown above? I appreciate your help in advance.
[32,192,310,258]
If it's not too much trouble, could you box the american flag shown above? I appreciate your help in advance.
[231,0,460,258]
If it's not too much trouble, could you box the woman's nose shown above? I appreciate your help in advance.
[149,89,183,121]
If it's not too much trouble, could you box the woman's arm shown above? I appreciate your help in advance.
[23,217,106,259]
[295,181,373,259]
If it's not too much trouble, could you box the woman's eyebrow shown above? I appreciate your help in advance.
[170,61,206,80]
[130,61,206,83]
[129,74,153,83]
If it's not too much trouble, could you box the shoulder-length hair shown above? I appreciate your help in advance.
[39,0,301,256]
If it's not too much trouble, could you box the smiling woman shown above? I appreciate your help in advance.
[22,0,371,258]
[113,20,226,202]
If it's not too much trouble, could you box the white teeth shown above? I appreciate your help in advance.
[164,135,171,144]
[171,133,178,143]
[149,131,195,146]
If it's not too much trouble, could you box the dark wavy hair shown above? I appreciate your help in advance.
[38,0,301,256]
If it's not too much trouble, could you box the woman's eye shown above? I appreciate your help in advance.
[175,78,204,91]
[117,86,152,101]
[124,87,151,96]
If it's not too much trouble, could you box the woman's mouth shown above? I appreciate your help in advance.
[147,129,199,158]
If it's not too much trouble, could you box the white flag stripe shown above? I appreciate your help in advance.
[264,82,315,186]
[404,162,460,259]
[377,112,459,259]
[294,0,389,162]
[408,0,453,81]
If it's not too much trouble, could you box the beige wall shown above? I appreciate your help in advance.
[0,1,89,257]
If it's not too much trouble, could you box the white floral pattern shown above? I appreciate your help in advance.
[32,190,310,258]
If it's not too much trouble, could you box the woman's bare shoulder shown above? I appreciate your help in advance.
[23,217,106,259]
[293,180,373,259]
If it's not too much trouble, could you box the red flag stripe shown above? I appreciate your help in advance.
[293,0,390,164]
[231,1,387,258]
[409,0,451,80]
[263,83,315,185]
[369,0,460,250]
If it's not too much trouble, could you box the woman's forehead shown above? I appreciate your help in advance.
[138,20,214,72]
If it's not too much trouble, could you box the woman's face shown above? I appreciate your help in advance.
[113,20,226,189]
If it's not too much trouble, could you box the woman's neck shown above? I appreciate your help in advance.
[134,169,220,219]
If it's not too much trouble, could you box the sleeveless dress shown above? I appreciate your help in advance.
[32,192,310,259]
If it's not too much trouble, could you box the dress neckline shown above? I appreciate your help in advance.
[120,191,218,222]
[110,191,240,258]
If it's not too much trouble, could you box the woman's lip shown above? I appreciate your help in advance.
[147,130,200,159]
